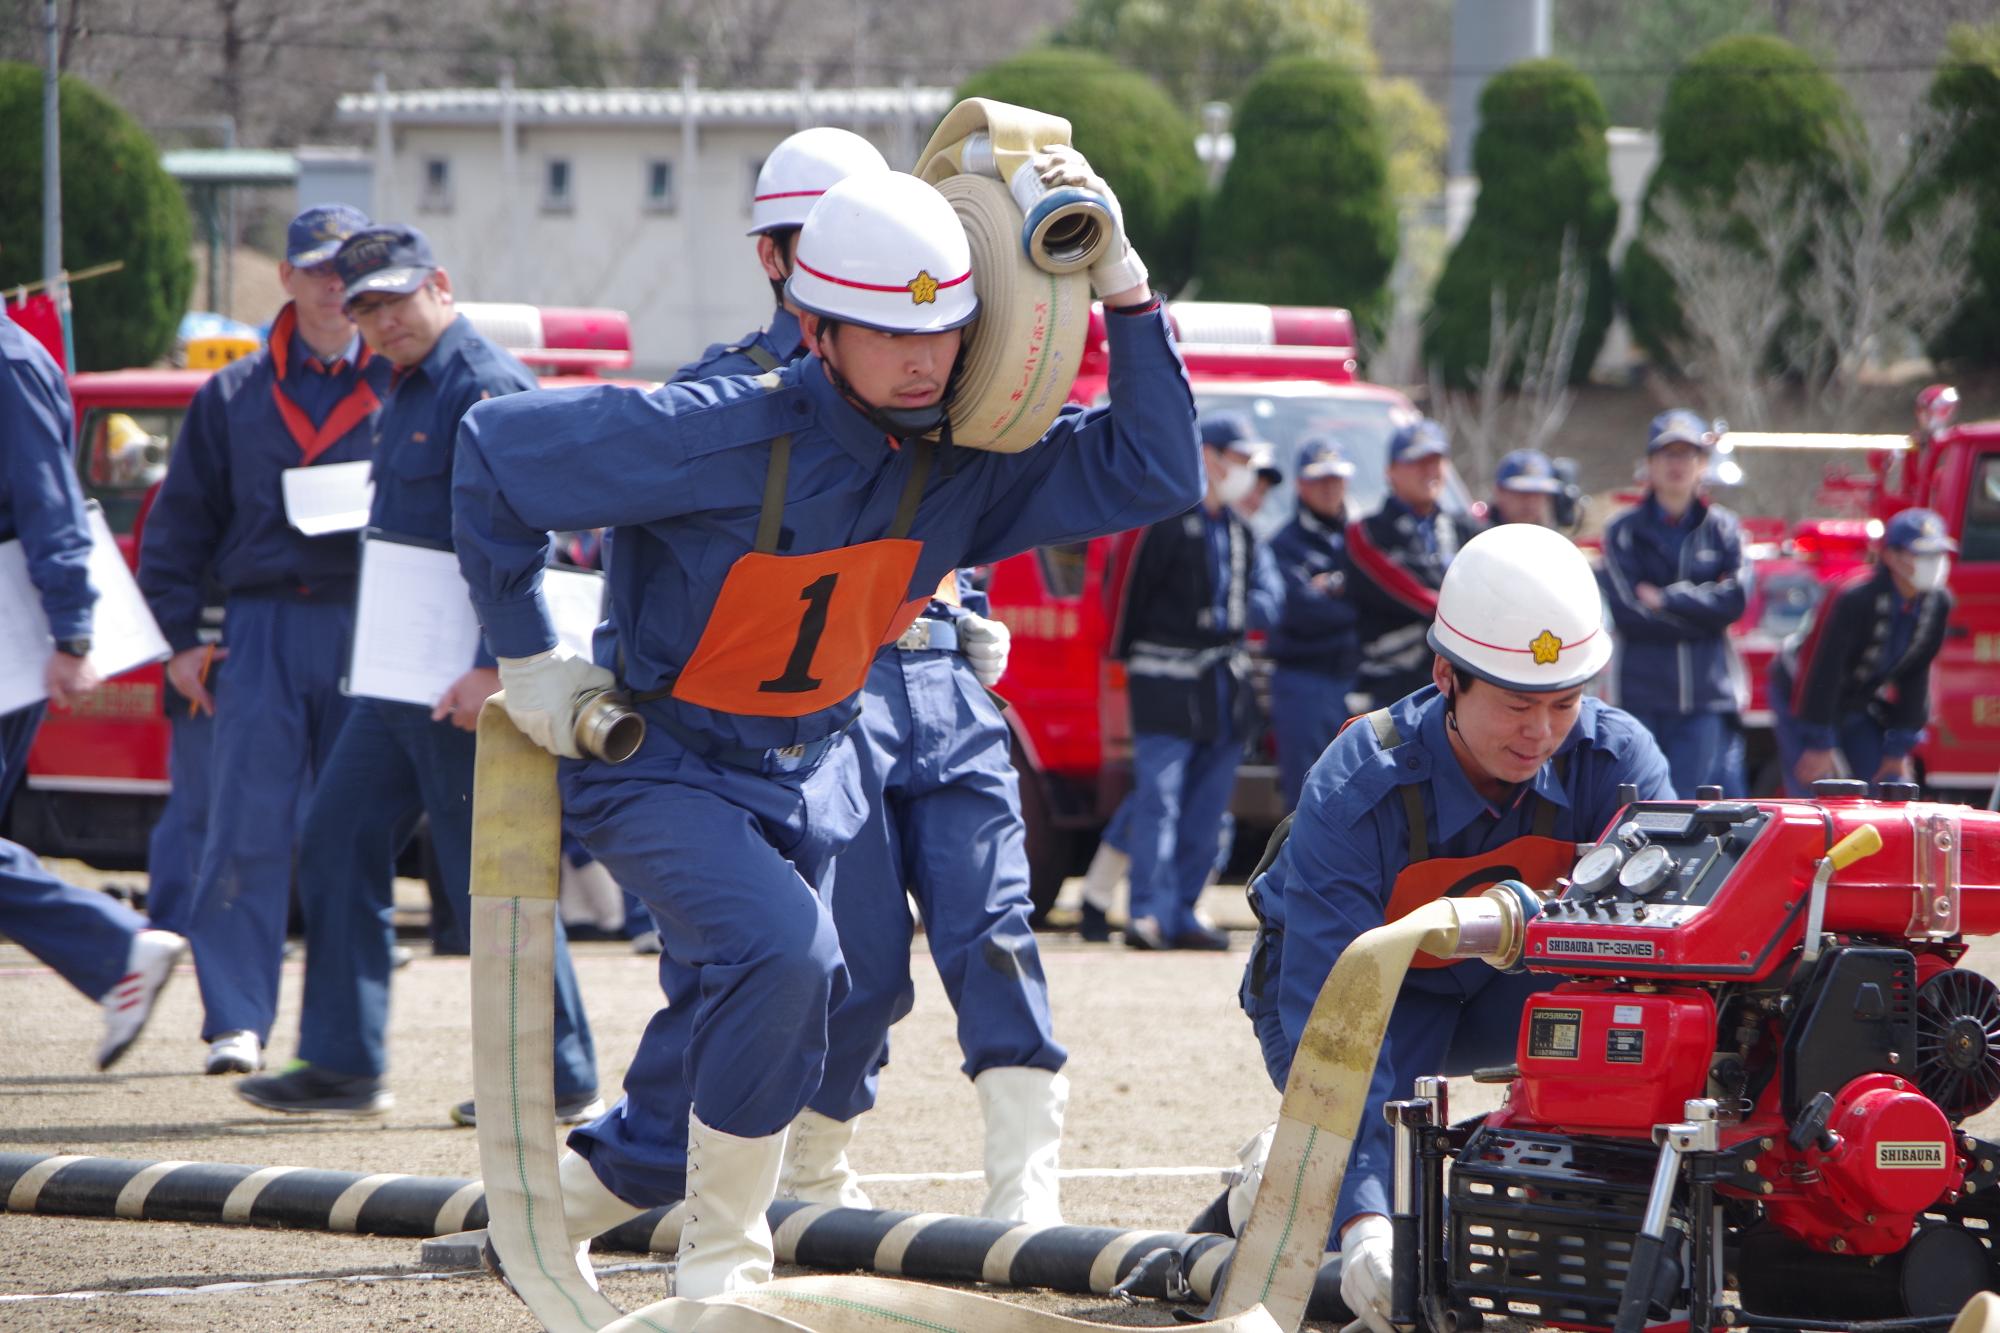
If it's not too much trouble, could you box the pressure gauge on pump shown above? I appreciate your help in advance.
[1571,842,1626,895]
[1618,843,1677,897]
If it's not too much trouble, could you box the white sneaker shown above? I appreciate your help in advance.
[975,1066,1067,1227]
[96,930,184,1070]
[205,1030,263,1075]
[672,1110,787,1300]
[1078,841,1129,917]
[777,1109,872,1208]
[631,930,662,956]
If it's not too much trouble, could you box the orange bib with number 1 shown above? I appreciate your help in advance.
[668,429,934,718]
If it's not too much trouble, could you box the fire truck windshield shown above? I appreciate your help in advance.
[1192,383,1470,537]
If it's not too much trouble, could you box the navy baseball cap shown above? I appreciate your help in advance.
[1297,436,1356,480]
[286,204,371,267]
[1495,448,1562,493]
[334,226,439,307]
[1388,419,1449,465]
[1200,412,1275,469]
[1884,508,1958,554]
[1647,409,1713,453]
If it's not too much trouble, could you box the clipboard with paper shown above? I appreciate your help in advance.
[0,502,171,716]
[345,528,606,707]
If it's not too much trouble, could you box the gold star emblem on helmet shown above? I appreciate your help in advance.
[907,270,939,305]
[1529,629,1563,665]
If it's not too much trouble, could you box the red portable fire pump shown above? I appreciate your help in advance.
[1399,783,2000,1332]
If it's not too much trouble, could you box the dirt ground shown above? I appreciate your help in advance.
[9,865,2000,1332]
[0,870,1378,1331]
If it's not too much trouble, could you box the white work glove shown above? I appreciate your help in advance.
[1027,144,1149,299]
[497,646,616,759]
[1338,1213,1397,1333]
[958,612,1012,689]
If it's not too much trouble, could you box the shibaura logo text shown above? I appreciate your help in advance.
[1542,937,1658,959]
[1877,1142,1947,1169]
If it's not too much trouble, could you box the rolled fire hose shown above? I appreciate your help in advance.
[470,698,1538,1333]
[914,98,1096,454]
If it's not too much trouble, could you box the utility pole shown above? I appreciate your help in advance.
[42,0,75,369]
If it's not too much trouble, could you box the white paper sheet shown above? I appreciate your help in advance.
[282,460,375,536]
[346,534,605,707]
[0,504,172,716]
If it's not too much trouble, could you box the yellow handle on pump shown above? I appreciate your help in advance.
[1828,823,1884,872]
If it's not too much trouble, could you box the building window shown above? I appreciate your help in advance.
[420,156,452,213]
[541,157,574,214]
[746,157,765,213]
[644,159,676,213]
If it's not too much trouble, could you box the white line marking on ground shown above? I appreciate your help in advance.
[114,1161,194,1219]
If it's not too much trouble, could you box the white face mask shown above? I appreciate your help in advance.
[1911,552,1950,591]
[1213,464,1255,506]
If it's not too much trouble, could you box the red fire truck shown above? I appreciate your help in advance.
[6,305,637,866]
[987,302,1473,913]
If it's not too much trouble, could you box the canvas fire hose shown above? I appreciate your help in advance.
[468,696,1547,1333]
[912,98,1097,455]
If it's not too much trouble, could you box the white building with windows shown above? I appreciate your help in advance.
[335,81,953,375]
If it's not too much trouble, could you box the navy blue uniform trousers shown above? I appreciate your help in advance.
[810,648,1065,1123]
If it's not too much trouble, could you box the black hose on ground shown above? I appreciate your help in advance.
[0,1151,1347,1319]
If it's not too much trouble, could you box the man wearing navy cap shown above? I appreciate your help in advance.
[1769,507,1955,794]
[1487,448,1562,529]
[1598,409,1747,797]
[237,225,600,1121]
[1267,436,1359,810]
[1111,412,1283,949]
[1344,418,1480,710]
[139,203,388,1076]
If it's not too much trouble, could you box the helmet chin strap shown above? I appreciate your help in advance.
[816,329,965,445]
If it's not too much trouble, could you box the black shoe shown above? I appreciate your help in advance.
[451,1090,607,1127]
[1173,921,1232,952]
[1079,902,1113,943]
[237,1063,392,1116]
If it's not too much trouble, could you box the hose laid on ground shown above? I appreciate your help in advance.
[913,99,1094,455]
[469,698,1535,1333]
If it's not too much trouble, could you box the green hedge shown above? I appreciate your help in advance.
[0,64,193,371]
[1194,56,1397,331]
[1926,22,2000,366]
[954,49,1206,296]
[1425,59,1615,386]
[1619,34,1856,369]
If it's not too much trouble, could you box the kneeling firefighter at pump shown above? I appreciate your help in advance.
[453,142,1193,1302]
[1206,524,1674,1333]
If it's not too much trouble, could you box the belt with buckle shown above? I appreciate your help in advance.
[650,709,837,775]
[894,618,960,653]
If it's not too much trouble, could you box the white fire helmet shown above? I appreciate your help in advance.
[1427,524,1612,692]
[748,127,891,236]
[787,172,979,336]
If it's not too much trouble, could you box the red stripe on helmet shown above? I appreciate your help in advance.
[754,189,827,202]
[793,257,972,295]
[1434,612,1600,657]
